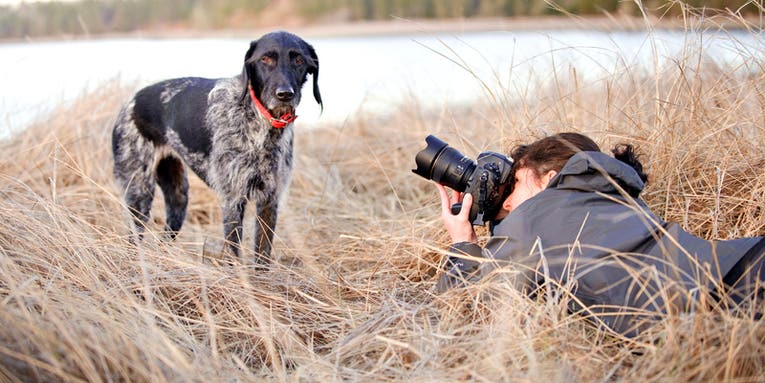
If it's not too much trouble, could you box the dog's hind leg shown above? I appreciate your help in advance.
[112,117,157,241]
[156,155,189,239]
[254,200,278,263]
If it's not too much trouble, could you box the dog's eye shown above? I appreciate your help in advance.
[260,56,275,66]
[294,56,304,66]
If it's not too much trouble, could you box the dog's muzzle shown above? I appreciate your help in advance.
[248,85,297,129]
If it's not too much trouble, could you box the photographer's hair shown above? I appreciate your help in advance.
[510,132,648,182]
[611,143,648,183]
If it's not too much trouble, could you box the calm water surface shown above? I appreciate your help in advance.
[1,29,762,136]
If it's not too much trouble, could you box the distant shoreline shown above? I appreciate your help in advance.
[3,14,760,44]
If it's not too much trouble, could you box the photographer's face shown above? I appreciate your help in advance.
[495,167,556,220]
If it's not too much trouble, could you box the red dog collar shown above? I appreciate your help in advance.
[248,85,297,129]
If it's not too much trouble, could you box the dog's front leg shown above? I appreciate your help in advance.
[254,199,278,264]
[222,199,246,259]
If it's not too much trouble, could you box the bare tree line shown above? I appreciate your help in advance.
[0,0,759,39]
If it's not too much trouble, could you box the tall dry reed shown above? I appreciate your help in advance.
[2,7,765,383]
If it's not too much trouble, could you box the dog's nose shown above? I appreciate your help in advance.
[275,86,295,101]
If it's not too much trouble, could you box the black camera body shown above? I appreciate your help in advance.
[412,135,514,226]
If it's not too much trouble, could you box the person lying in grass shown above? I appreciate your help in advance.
[434,132,764,337]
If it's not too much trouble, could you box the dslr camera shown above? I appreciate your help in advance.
[412,135,514,226]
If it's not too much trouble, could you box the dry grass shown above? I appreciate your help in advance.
[3,8,765,383]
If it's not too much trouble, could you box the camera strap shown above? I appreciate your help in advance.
[474,170,489,224]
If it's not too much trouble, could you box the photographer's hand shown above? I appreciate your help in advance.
[436,183,477,243]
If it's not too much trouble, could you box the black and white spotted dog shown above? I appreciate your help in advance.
[112,31,321,263]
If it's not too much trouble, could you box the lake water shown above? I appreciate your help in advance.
[1,29,762,136]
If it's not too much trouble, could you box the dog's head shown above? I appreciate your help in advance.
[240,31,322,120]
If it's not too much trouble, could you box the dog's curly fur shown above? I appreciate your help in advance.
[112,31,321,263]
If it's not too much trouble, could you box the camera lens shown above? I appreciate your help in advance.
[412,135,476,192]
[413,135,515,225]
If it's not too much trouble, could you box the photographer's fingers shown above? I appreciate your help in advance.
[435,184,477,243]
[459,193,473,220]
[452,189,464,203]
[435,183,452,216]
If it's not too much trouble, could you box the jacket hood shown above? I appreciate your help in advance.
[546,151,645,197]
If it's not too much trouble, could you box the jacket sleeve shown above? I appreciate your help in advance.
[479,232,538,294]
[436,241,484,292]
[436,223,536,293]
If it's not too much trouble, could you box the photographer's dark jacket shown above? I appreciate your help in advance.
[437,151,765,337]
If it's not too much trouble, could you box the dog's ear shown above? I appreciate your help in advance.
[240,40,258,104]
[304,42,322,111]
